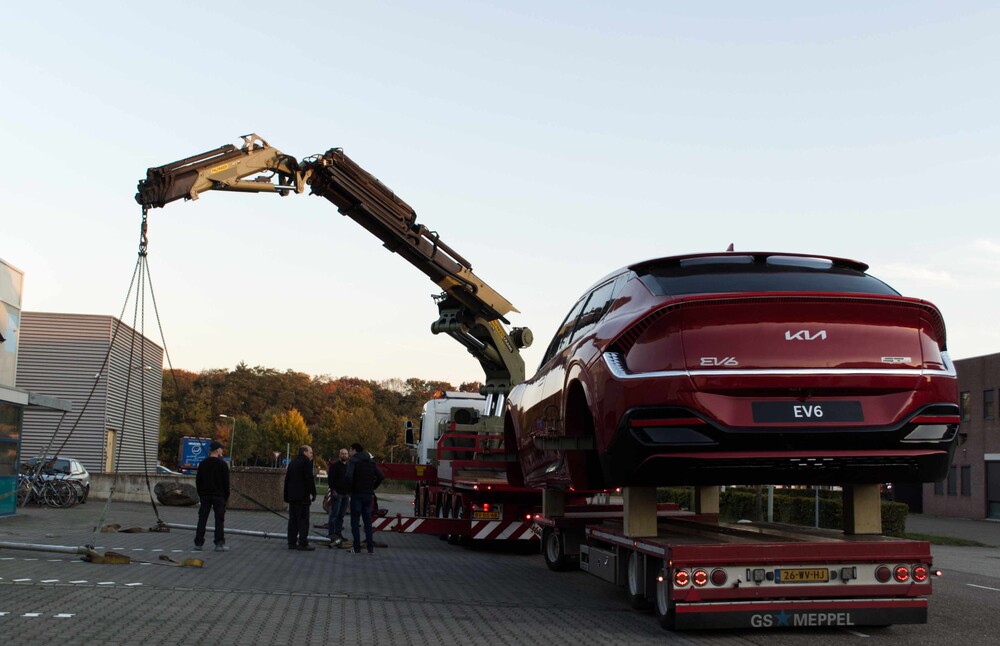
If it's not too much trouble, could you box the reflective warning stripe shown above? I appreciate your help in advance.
[371,516,538,540]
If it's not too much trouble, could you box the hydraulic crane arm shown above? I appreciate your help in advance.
[135,134,307,208]
[136,134,532,401]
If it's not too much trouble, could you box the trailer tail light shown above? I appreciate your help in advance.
[875,566,891,583]
[710,569,727,586]
[912,565,929,582]
[692,569,709,587]
[893,565,910,582]
[674,570,690,587]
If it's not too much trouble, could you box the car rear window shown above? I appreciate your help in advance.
[636,255,899,297]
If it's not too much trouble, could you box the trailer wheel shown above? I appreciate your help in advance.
[653,569,675,629]
[447,498,465,545]
[435,493,451,540]
[625,551,651,611]
[542,527,573,572]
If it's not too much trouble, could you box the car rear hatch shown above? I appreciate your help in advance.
[612,293,951,426]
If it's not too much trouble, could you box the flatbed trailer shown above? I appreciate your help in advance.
[536,501,935,631]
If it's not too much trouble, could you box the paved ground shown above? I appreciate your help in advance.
[2,495,698,646]
[2,495,998,645]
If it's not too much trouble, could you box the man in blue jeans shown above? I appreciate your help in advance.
[346,442,384,554]
[327,448,350,544]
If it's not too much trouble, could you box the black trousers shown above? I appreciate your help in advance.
[195,495,226,546]
[287,500,311,546]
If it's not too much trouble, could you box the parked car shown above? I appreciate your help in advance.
[504,252,960,491]
[155,464,180,475]
[22,456,91,502]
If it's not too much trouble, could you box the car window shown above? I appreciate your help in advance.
[570,280,617,344]
[541,297,587,366]
[637,257,899,296]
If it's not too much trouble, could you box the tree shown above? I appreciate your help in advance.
[260,407,311,457]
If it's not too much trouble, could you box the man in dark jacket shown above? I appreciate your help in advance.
[346,442,384,554]
[195,440,230,552]
[283,445,317,551]
[327,447,350,544]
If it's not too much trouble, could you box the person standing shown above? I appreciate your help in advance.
[327,448,350,544]
[194,440,230,552]
[346,442,384,554]
[284,445,317,551]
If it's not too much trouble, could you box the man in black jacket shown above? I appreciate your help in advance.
[346,442,384,554]
[283,445,317,551]
[327,447,350,544]
[195,441,230,552]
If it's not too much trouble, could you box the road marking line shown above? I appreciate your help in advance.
[0,612,8,616]
[47,559,62,562]
[22,613,42,617]
[54,614,74,618]
[968,584,1000,592]
[126,583,143,586]
[845,629,870,637]
[0,558,14,561]
[13,579,31,582]
[97,581,115,585]
[41,580,59,583]
[131,548,145,552]
[23,558,38,561]
[69,580,88,584]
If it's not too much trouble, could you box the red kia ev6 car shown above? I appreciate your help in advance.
[504,252,959,490]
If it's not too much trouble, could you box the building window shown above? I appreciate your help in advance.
[934,479,944,496]
[947,465,957,496]
[984,389,995,420]
[960,391,970,422]
[961,465,972,496]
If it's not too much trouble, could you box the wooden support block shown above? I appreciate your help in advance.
[694,486,720,515]
[843,484,882,535]
[623,487,657,537]
[542,489,566,518]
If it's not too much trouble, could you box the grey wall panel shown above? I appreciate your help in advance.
[16,312,162,474]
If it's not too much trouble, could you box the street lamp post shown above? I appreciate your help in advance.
[219,414,237,466]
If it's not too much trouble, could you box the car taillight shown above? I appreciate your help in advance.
[692,569,709,587]
[674,570,690,587]
[912,565,929,582]
[893,565,910,582]
[710,569,728,586]
[875,566,892,583]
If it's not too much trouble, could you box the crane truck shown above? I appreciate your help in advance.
[137,134,943,630]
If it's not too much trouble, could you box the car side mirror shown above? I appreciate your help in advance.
[404,420,415,446]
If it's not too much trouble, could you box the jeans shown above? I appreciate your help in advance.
[195,495,226,546]
[327,492,348,538]
[350,492,374,553]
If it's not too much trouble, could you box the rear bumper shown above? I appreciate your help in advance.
[602,405,957,486]
[674,598,927,630]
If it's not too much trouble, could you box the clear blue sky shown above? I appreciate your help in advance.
[3,1,998,385]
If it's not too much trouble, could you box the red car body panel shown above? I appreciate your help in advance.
[505,252,959,490]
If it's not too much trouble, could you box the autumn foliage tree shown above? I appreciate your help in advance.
[158,365,467,468]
